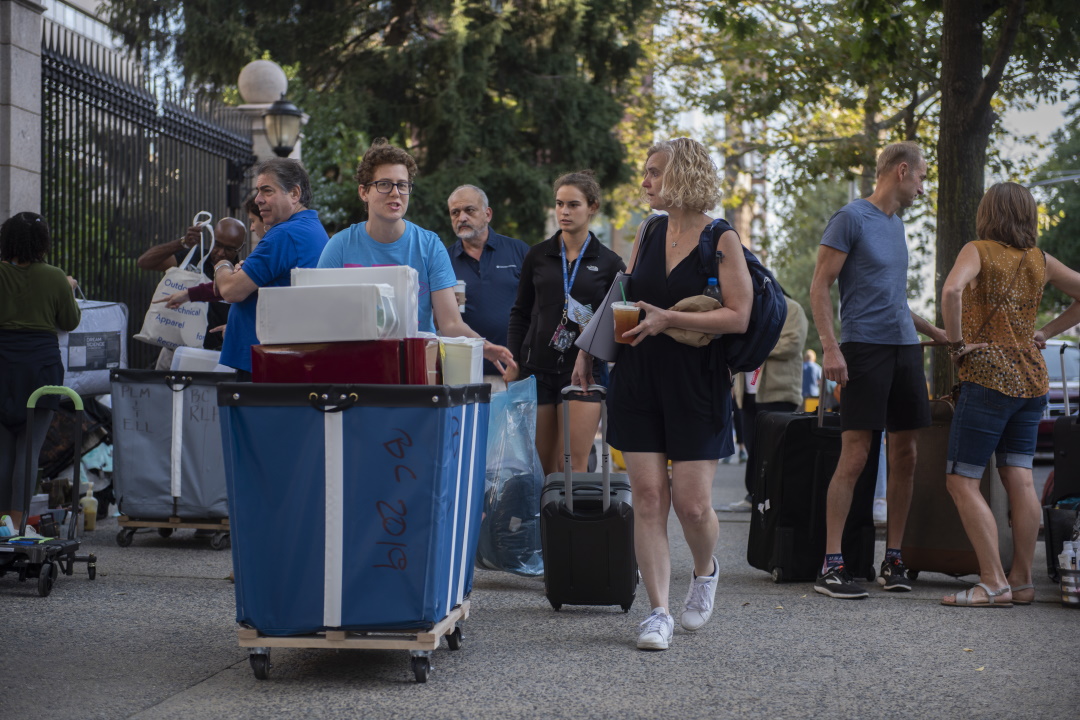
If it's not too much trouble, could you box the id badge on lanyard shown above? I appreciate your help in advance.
[549,236,592,353]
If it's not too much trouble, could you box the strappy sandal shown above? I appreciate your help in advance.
[1010,583,1034,605]
[941,582,1013,608]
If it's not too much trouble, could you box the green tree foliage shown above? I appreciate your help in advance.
[1036,108,1080,315]
[105,0,653,241]
[770,180,849,355]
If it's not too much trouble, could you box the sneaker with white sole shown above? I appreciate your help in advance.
[680,556,719,631]
[814,565,869,599]
[637,608,674,650]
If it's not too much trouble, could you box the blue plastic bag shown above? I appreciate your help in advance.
[475,377,545,576]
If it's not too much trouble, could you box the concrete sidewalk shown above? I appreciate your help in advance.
[2,461,1076,720]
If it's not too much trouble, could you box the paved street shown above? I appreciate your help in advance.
[1,460,1075,720]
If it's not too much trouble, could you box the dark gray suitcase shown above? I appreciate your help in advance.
[1050,343,1080,505]
[540,385,638,612]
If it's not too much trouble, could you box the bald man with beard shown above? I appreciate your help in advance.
[140,217,247,363]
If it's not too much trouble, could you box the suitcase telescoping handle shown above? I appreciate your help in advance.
[1059,343,1071,417]
[560,384,609,514]
[24,386,83,539]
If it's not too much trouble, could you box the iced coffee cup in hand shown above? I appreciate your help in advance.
[454,279,466,312]
[612,301,640,344]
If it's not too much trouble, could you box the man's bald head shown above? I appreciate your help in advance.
[216,217,246,250]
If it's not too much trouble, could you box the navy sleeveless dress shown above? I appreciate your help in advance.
[606,217,733,461]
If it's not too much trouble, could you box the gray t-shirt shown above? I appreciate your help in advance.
[820,199,918,345]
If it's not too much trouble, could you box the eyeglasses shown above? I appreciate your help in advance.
[366,180,414,195]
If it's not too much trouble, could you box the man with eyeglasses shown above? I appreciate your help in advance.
[318,139,517,377]
[446,185,529,390]
[137,216,246,363]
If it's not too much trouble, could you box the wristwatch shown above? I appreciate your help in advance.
[947,339,966,356]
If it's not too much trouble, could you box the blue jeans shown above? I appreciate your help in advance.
[946,382,1047,479]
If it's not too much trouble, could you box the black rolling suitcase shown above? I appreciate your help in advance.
[1050,343,1080,506]
[747,403,879,583]
[540,385,638,612]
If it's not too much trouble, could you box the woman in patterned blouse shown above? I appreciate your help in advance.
[940,182,1080,607]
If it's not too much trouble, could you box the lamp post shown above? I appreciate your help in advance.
[263,95,303,158]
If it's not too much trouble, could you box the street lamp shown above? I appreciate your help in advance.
[263,95,303,158]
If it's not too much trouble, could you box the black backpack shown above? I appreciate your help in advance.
[696,218,788,373]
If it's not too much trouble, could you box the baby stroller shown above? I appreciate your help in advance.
[0,386,97,596]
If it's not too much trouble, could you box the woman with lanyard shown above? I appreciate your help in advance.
[506,171,625,475]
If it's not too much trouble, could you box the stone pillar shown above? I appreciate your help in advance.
[0,0,45,221]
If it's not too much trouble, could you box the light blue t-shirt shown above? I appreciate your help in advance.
[820,199,919,345]
[318,220,457,334]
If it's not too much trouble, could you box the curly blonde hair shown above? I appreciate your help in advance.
[644,138,722,213]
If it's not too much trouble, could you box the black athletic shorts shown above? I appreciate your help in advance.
[838,342,931,432]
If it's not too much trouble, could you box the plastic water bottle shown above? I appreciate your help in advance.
[703,277,723,306]
[80,492,98,532]
[1059,542,1080,607]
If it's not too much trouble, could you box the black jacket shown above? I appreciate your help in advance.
[507,231,626,374]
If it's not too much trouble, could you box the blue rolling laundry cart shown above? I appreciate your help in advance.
[217,382,490,683]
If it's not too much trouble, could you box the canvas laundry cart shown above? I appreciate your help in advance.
[217,382,490,682]
[110,369,235,548]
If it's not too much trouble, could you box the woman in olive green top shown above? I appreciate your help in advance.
[0,212,80,527]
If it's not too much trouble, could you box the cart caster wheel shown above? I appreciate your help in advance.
[249,653,270,680]
[446,627,462,651]
[37,562,56,597]
[909,570,920,581]
[771,567,784,584]
[411,656,431,683]
[116,529,135,547]
[209,532,230,551]
[157,528,174,538]
[87,556,97,581]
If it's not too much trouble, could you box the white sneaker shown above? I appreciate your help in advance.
[637,608,674,650]
[680,556,719,631]
[873,498,888,525]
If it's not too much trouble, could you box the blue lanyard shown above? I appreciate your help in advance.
[560,234,591,309]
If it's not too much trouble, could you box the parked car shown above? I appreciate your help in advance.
[1036,340,1079,460]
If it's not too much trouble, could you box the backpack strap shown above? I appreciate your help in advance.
[698,217,738,276]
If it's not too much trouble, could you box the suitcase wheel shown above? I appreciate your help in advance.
[864,566,876,583]
[908,570,919,581]
[771,567,784,584]
[621,604,632,613]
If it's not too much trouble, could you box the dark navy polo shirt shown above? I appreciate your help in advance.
[449,230,530,375]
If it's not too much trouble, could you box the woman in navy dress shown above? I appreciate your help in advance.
[577,138,752,650]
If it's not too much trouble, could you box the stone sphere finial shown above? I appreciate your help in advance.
[238,60,288,104]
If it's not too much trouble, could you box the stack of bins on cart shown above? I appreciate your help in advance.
[109,369,235,548]
[217,382,489,679]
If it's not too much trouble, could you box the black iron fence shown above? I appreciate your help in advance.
[40,21,255,369]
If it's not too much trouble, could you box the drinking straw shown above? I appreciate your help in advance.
[620,282,627,302]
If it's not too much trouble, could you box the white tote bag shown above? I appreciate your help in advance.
[134,213,215,349]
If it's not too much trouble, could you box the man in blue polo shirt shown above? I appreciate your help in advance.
[447,185,529,390]
[214,158,329,379]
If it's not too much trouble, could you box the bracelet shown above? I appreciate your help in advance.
[214,261,234,274]
[947,340,966,356]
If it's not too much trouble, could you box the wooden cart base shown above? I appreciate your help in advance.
[237,600,470,683]
[115,516,230,550]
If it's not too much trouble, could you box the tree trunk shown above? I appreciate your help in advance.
[933,0,1002,396]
